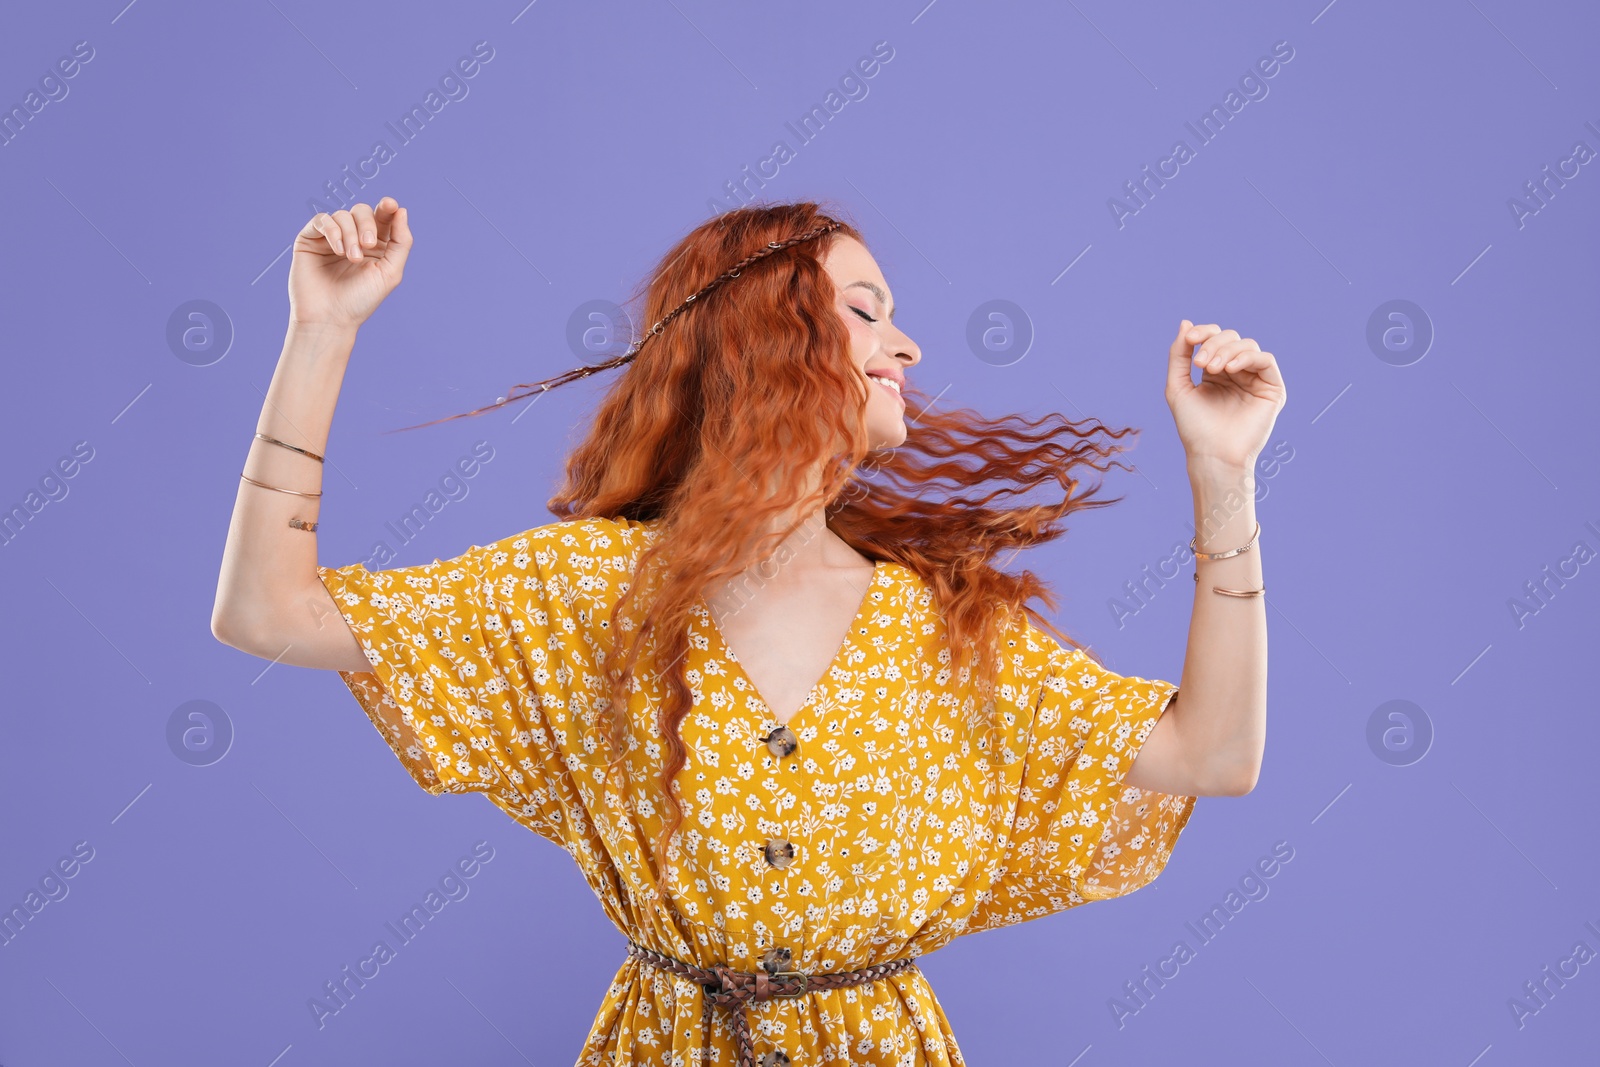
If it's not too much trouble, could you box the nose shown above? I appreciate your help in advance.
[889,324,921,368]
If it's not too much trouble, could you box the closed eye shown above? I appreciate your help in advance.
[850,306,878,324]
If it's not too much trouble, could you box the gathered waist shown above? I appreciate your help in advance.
[626,941,920,1066]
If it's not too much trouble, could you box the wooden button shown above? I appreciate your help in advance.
[759,1053,790,1067]
[763,838,795,869]
[763,725,799,759]
[761,946,793,974]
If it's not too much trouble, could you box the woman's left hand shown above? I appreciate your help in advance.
[1165,320,1288,471]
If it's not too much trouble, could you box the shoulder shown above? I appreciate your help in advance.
[866,560,1049,645]
[477,515,658,565]
[469,516,657,612]
[869,561,1062,670]
[870,558,936,619]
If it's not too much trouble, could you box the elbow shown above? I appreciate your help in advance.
[210,602,257,651]
[210,609,241,649]
[1222,771,1259,797]
[1194,753,1261,797]
[1211,762,1260,797]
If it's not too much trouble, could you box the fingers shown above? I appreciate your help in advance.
[330,210,361,262]
[1171,322,1239,389]
[383,203,413,272]
[1246,350,1275,375]
[349,202,378,250]
[380,198,411,247]
[1166,319,1199,397]
[1169,319,1273,391]
[1193,329,1240,369]
[1170,317,1288,413]
[372,196,400,243]
[1173,322,1229,378]
[1214,346,1272,376]
[1182,323,1264,375]
[1217,340,1266,374]
[300,198,407,262]
[299,212,345,255]
[1199,337,1258,374]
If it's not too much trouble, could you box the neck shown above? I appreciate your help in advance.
[733,455,869,582]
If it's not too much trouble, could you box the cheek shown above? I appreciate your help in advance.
[845,319,875,362]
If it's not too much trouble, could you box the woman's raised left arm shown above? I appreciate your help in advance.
[1124,320,1287,798]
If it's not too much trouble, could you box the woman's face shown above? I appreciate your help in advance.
[819,235,921,449]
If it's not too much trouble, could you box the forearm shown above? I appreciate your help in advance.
[211,320,357,642]
[1170,456,1268,793]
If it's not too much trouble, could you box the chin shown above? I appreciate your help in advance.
[859,386,908,449]
[866,416,907,450]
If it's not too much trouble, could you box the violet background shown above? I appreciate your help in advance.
[2,0,1597,1064]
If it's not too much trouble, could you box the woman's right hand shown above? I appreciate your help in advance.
[287,197,414,329]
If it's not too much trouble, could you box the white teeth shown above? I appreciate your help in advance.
[868,374,901,394]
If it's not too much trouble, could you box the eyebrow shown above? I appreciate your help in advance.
[845,280,896,322]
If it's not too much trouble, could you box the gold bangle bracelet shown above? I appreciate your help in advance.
[1192,572,1265,596]
[240,473,323,498]
[1191,520,1260,561]
[253,432,325,463]
[1190,520,1262,595]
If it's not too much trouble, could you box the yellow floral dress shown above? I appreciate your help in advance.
[317,515,1196,1065]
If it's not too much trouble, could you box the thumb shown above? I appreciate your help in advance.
[1166,319,1196,396]
[382,206,414,275]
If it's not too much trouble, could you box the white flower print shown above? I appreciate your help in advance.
[314,514,1194,1065]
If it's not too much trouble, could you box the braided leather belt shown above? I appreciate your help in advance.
[626,941,919,1067]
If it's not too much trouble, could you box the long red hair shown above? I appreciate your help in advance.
[418,200,1149,854]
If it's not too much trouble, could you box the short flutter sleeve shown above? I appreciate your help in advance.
[967,621,1196,931]
[315,516,644,843]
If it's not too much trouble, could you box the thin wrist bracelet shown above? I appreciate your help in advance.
[254,432,325,463]
[1193,572,1265,597]
[1190,520,1260,561]
[1192,520,1263,596]
[240,473,322,498]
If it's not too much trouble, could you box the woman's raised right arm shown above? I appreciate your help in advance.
[210,197,412,672]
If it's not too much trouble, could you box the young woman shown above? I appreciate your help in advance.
[212,196,1284,1066]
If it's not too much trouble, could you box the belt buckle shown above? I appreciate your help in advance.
[771,970,809,998]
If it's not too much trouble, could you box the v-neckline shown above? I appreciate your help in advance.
[699,559,883,730]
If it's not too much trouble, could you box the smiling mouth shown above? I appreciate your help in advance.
[865,373,905,404]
